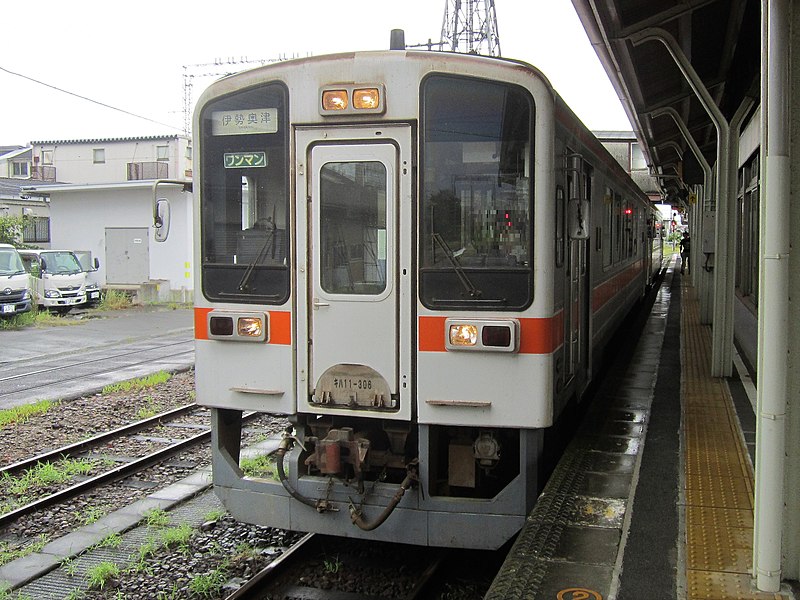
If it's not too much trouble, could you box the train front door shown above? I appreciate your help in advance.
[297,126,412,419]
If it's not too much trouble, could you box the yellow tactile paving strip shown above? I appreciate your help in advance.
[681,281,789,600]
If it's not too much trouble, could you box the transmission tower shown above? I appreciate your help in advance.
[439,0,501,56]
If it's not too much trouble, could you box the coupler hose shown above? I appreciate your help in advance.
[274,436,320,510]
[349,460,418,531]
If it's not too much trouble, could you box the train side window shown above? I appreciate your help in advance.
[602,187,613,268]
[613,193,623,264]
[555,186,565,267]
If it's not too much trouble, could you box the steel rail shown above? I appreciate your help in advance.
[225,533,444,600]
[0,403,199,476]
[224,533,317,600]
[0,411,258,531]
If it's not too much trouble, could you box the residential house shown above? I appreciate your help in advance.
[0,145,52,247]
[26,135,194,302]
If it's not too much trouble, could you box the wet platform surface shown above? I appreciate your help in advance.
[487,261,796,600]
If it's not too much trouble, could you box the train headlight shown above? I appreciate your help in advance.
[237,316,263,338]
[449,323,478,347]
[207,311,268,342]
[353,88,380,109]
[445,319,519,353]
[322,90,348,111]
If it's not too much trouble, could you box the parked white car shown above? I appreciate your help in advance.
[19,249,87,314]
[0,243,33,317]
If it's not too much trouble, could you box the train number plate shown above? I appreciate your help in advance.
[314,364,394,409]
[332,377,376,392]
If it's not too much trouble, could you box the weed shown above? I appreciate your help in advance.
[127,537,160,574]
[0,399,55,428]
[136,395,163,419]
[1,457,95,499]
[0,311,36,330]
[61,556,77,576]
[203,508,226,522]
[97,532,123,548]
[324,554,342,574]
[159,522,194,552]
[234,543,259,560]
[189,562,230,598]
[78,505,107,525]
[240,453,277,479]
[102,371,172,394]
[0,309,86,330]
[144,507,170,528]
[98,289,131,310]
[86,561,120,590]
[154,583,181,599]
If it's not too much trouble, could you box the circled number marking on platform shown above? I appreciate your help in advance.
[556,588,602,600]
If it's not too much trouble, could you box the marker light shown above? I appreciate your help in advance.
[238,316,263,338]
[210,316,234,336]
[319,84,385,115]
[449,323,479,346]
[322,90,348,111]
[353,88,380,109]
[482,325,512,348]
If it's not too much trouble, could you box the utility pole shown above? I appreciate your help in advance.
[439,0,501,57]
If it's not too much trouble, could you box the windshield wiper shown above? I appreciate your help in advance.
[237,229,276,293]
[431,233,482,299]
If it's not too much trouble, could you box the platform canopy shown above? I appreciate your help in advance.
[570,0,760,208]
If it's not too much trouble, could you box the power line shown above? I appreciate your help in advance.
[0,65,182,133]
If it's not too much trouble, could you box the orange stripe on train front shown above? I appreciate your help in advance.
[194,307,212,340]
[418,314,563,354]
[193,307,292,345]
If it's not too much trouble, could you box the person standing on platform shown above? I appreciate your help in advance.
[680,230,691,274]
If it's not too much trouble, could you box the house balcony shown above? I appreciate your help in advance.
[30,165,57,182]
[127,162,169,180]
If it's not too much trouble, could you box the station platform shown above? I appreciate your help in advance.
[486,259,798,600]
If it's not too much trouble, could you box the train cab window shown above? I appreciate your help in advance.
[420,75,534,309]
[198,82,290,304]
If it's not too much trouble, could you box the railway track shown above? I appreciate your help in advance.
[226,534,446,600]
[0,403,215,530]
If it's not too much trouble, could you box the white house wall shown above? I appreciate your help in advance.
[48,185,194,299]
[32,137,191,185]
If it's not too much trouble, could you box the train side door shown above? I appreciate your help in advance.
[296,126,412,420]
[565,162,591,387]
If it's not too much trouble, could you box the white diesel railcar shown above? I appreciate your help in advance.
[166,47,662,549]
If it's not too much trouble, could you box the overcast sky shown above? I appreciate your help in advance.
[0,0,631,145]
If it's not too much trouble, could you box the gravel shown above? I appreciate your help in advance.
[1,369,299,599]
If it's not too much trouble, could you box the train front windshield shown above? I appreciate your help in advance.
[199,83,290,304]
[420,75,534,310]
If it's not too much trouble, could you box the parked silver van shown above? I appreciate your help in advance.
[0,243,33,317]
[19,249,87,314]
